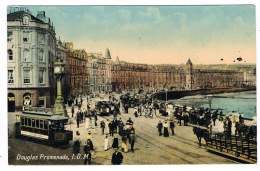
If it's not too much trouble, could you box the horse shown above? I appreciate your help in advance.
[193,126,210,146]
[235,122,249,137]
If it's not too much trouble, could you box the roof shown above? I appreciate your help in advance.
[186,58,192,65]
[7,11,44,23]
[17,111,69,121]
[105,48,111,59]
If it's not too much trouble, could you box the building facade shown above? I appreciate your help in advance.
[7,9,57,111]
[111,58,246,93]
[65,43,112,97]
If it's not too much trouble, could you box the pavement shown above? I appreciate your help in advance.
[7,93,243,165]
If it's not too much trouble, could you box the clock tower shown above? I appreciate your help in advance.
[53,52,67,116]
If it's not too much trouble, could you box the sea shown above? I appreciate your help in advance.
[168,91,256,119]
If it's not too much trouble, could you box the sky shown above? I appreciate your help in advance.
[7,4,256,65]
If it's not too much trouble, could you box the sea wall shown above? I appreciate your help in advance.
[151,87,256,101]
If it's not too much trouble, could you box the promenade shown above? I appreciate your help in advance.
[8,93,247,165]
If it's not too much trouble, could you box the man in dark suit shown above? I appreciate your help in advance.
[111,148,123,165]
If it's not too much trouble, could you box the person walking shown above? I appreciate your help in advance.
[169,118,175,135]
[227,117,232,137]
[83,139,94,165]
[100,120,106,135]
[111,148,124,165]
[163,120,169,137]
[112,131,119,149]
[71,105,75,118]
[157,120,163,136]
[129,129,136,153]
[91,115,96,129]
[76,110,81,128]
[85,117,90,130]
[104,134,110,151]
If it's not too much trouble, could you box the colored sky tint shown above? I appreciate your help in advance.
[10,5,256,64]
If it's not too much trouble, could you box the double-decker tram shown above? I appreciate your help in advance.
[15,110,73,147]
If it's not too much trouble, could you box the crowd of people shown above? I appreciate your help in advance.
[67,91,256,165]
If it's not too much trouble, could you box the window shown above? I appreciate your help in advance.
[39,50,44,62]
[36,120,39,128]
[23,70,30,83]
[23,49,30,62]
[23,16,29,25]
[40,120,44,129]
[21,117,25,126]
[8,49,13,60]
[32,119,35,127]
[8,70,14,83]
[38,33,45,44]
[23,32,30,42]
[39,70,44,84]
[7,31,13,42]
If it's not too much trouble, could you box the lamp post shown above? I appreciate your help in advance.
[53,52,67,116]
[165,88,168,102]
[207,94,213,110]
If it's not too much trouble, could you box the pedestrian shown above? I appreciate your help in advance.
[134,111,138,117]
[157,120,163,136]
[100,120,106,135]
[239,114,243,123]
[91,115,96,129]
[112,130,119,149]
[83,139,94,165]
[71,105,75,118]
[169,118,175,135]
[121,140,128,153]
[86,131,92,141]
[163,120,169,137]
[109,120,113,136]
[111,148,123,165]
[105,119,110,135]
[73,131,81,153]
[129,129,136,153]
[117,118,124,136]
[76,111,80,128]
[227,117,232,137]
[85,117,90,130]
[104,134,110,151]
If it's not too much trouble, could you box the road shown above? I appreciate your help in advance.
[8,94,239,165]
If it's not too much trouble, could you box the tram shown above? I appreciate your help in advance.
[15,110,73,146]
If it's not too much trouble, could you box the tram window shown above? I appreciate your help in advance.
[28,118,31,126]
[44,121,48,129]
[40,120,44,129]
[36,120,39,128]
[21,117,25,125]
[25,118,28,126]
[32,119,35,127]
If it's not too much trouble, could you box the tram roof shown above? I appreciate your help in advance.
[17,111,69,121]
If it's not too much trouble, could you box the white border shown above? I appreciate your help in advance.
[1,0,259,171]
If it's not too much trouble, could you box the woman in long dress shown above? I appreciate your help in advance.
[104,134,110,151]
[112,131,119,148]
[85,117,90,130]
[91,116,95,129]
[163,120,169,137]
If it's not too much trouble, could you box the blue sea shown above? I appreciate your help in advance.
[170,91,256,119]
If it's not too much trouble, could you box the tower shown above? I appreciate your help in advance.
[185,58,193,89]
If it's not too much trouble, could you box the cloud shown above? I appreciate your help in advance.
[117,8,131,20]
[139,7,161,23]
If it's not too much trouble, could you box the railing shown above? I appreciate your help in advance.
[206,132,257,163]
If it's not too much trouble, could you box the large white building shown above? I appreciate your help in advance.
[7,8,57,111]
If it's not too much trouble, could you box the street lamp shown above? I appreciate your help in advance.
[53,52,67,116]
[165,88,168,102]
[207,94,213,110]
